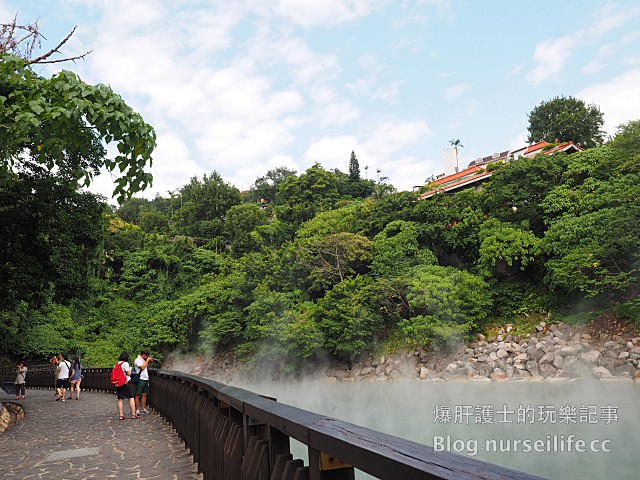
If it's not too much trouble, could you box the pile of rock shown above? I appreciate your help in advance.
[0,402,24,433]
[437,321,640,382]
[324,322,640,383]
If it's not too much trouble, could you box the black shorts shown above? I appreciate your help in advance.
[116,382,134,399]
[56,379,70,389]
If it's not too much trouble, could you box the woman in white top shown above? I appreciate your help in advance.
[15,361,27,399]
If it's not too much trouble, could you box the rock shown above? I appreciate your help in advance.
[477,333,486,341]
[360,366,373,376]
[539,364,557,378]
[634,370,640,382]
[582,333,592,341]
[526,360,539,376]
[618,351,630,360]
[419,367,430,380]
[526,346,545,361]
[514,369,531,379]
[592,366,613,379]
[490,368,508,381]
[539,352,554,365]
[496,348,508,359]
[578,350,601,364]
[553,354,564,369]
[558,344,583,357]
[563,358,591,378]
[614,364,636,377]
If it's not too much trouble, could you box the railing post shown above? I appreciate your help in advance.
[308,448,355,480]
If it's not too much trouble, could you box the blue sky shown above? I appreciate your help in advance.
[3,0,640,201]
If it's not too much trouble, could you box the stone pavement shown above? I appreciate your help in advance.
[0,388,202,480]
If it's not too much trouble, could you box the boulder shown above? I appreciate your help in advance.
[539,364,557,378]
[552,354,564,369]
[558,344,583,357]
[563,358,591,378]
[578,350,601,364]
[490,368,508,381]
[592,366,613,379]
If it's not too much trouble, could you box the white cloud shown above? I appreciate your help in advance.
[266,0,375,28]
[443,83,470,100]
[304,135,359,169]
[526,4,640,85]
[526,34,581,85]
[577,68,640,135]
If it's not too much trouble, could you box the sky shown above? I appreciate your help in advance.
[2,0,640,202]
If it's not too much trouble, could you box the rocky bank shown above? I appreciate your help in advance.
[167,319,640,384]
[325,320,640,383]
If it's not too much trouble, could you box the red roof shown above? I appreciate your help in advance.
[543,141,583,154]
[524,141,549,155]
[430,165,484,186]
[419,169,493,199]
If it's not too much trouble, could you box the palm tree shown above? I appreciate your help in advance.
[449,139,464,172]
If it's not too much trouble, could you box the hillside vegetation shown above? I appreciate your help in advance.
[2,122,639,369]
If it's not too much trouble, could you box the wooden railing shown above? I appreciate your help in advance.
[1,367,545,480]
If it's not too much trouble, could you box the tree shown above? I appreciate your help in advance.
[348,150,360,181]
[0,55,156,201]
[297,232,373,294]
[449,139,463,172]
[247,166,296,204]
[527,96,605,149]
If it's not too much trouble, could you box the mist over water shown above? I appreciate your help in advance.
[230,378,640,480]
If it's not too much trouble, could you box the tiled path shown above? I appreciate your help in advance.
[0,388,202,480]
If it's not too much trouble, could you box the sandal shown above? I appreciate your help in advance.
[55,395,62,401]
[119,416,126,420]
[131,414,140,419]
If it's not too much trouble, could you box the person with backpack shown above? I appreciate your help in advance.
[112,352,139,420]
[55,353,72,402]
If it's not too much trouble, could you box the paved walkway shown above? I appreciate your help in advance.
[0,388,202,480]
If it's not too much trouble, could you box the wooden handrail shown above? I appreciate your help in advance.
[0,367,546,480]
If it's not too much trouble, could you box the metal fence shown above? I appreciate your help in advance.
[1,366,545,480]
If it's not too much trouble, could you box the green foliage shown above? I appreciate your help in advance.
[527,96,605,149]
[401,265,492,348]
[477,219,542,278]
[615,298,640,327]
[0,54,156,202]
[371,220,436,276]
[348,150,360,181]
[543,206,640,296]
[316,276,383,358]
[297,232,373,295]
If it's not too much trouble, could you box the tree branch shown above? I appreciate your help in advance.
[29,25,90,64]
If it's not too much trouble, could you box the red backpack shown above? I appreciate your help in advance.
[110,361,128,387]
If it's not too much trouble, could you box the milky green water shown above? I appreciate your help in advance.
[240,379,640,480]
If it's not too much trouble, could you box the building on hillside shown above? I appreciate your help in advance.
[418,165,494,200]
[419,141,584,200]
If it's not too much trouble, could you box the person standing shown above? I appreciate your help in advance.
[50,354,60,398]
[134,349,154,415]
[115,352,139,420]
[69,356,82,400]
[14,361,27,400]
[56,353,71,402]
